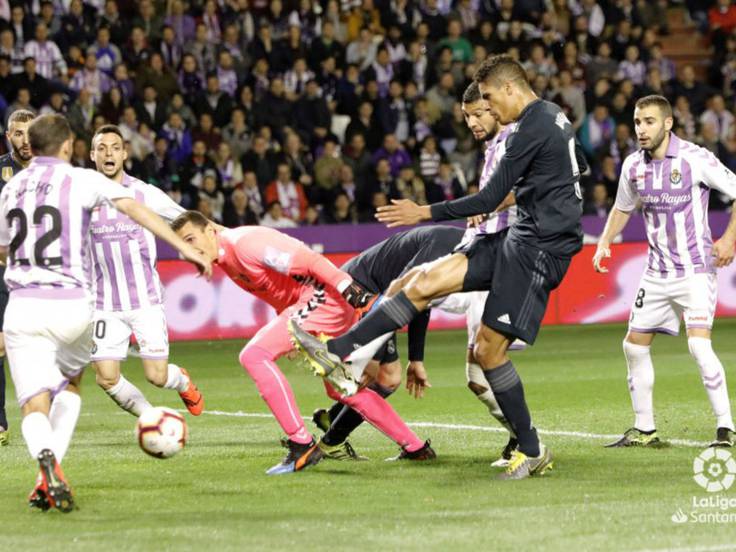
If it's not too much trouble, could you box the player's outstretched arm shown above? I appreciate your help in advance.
[713,207,736,267]
[114,198,213,278]
[593,208,632,273]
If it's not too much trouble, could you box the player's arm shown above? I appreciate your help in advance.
[405,309,432,399]
[699,152,736,267]
[593,158,637,273]
[113,198,212,278]
[0,196,8,265]
[376,126,542,227]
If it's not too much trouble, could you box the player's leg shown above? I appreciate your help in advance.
[607,275,675,447]
[291,253,469,376]
[134,306,204,415]
[92,312,153,417]
[682,273,734,446]
[0,332,7,445]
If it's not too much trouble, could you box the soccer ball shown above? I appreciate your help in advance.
[136,407,187,459]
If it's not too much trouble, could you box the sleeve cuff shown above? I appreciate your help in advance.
[429,203,446,222]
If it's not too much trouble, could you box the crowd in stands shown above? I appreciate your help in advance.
[1,0,736,226]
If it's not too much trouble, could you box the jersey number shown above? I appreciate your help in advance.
[568,138,582,199]
[7,206,63,267]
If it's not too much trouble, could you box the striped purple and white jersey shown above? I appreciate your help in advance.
[462,123,519,243]
[615,134,736,279]
[0,157,133,296]
[90,173,185,312]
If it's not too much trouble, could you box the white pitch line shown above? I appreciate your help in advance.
[635,545,736,552]
[198,409,711,448]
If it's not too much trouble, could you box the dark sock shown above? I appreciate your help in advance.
[327,401,344,422]
[322,383,395,446]
[327,292,420,359]
[0,356,7,430]
[484,361,539,457]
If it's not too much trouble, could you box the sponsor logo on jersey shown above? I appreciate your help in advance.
[1,166,13,182]
[497,313,511,324]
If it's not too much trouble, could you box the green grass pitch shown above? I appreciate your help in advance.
[4,321,736,551]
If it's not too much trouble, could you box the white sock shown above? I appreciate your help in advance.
[21,412,54,459]
[466,362,516,437]
[48,390,81,463]
[107,375,153,417]
[623,341,656,432]
[344,332,393,380]
[689,337,735,430]
[164,364,189,393]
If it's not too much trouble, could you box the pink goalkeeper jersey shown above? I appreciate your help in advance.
[89,173,185,311]
[0,157,133,296]
[615,134,736,279]
[215,226,352,314]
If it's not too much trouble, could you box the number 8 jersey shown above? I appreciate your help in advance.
[0,156,133,295]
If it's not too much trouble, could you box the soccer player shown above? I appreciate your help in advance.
[0,108,35,446]
[170,211,434,475]
[89,125,204,418]
[0,114,210,512]
[313,225,464,460]
[316,82,522,467]
[593,95,736,448]
[291,55,586,480]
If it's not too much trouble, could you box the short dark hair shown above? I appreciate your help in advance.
[7,109,35,127]
[28,114,72,156]
[92,124,124,144]
[635,94,673,118]
[474,54,529,88]
[462,81,481,104]
[171,210,210,233]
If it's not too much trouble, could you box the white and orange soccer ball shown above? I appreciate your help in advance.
[136,407,188,459]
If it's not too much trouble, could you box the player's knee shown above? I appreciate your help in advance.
[473,340,505,369]
[688,336,716,367]
[145,370,167,387]
[95,370,119,390]
[406,271,438,302]
[622,339,650,361]
[239,345,274,376]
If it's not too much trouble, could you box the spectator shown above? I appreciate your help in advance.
[294,80,331,144]
[214,141,244,190]
[279,132,313,185]
[89,26,122,76]
[100,0,126,47]
[223,188,259,227]
[194,74,234,128]
[276,25,308,74]
[159,25,183,70]
[309,20,345,72]
[185,22,218,74]
[241,135,276,188]
[161,111,193,164]
[325,192,357,224]
[67,88,96,138]
[648,42,676,83]
[242,170,265,220]
[134,85,167,130]
[672,64,713,115]
[584,182,613,218]
[133,0,164,45]
[23,22,66,80]
[97,87,125,124]
[180,139,219,201]
[136,52,179,102]
[261,201,298,228]
[192,112,222,154]
[113,63,135,103]
[347,0,384,42]
[359,190,388,222]
[342,132,373,192]
[372,134,412,177]
[579,103,615,158]
[165,0,196,46]
[700,94,735,143]
[346,28,378,70]
[345,100,382,151]
[70,50,112,105]
[418,135,443,183]
[11,57,52,109]
[284,57,314,100]
[264,163,308,222]
[616,45,646,86]
[0,29,23,75]
[313,137,343,191]
[433,161,464,201]
[222,108,252,160]
[438,19,472,64]
[143,135,178,191]
[198,171,225,223]
[123,26,151,71]
[201,0,222,43]
[216,51,239,98]
[71,137,93,169]
[395,165,428,204]
[673,95,697,142]
[426,72,456,119]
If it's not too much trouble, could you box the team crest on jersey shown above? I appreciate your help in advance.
[555,112,571,129]
[1,166,13,182]
[670,169,682,185]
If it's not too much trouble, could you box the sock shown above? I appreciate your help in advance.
[328,292,420,359]
[689,337,735,430]
[240,345,311,445]
[343,332,393,376]
[106,375,153,417]
[467,361,516,437]
[324,380,422,451]
[623,341,656,432]
[48,390,81,463]
[484,361,539,457]
[0,356,6,430]
[327,401,344,422]
[323,383,395,446]
[21,412,54,459]
[164,364,189,393]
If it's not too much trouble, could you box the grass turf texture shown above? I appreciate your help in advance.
[3,322,736,551]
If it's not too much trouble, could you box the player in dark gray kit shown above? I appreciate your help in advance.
[291,55,586,480]
[314,225,465,459]
[0,109,35,445]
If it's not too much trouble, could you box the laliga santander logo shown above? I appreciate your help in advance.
[693,448,736,493]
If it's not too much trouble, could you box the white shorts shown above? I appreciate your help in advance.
[91,305,169,361]
[628,272,717,336]
[5,295,94,407]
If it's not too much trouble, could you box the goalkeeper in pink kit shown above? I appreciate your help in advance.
[171,211,433,474]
